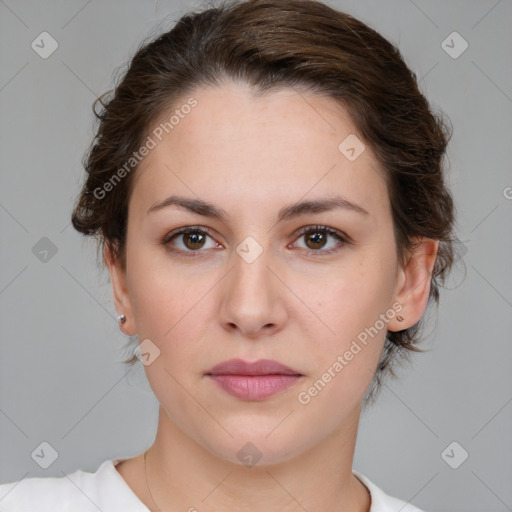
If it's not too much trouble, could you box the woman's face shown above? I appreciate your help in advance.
[107,80,434,466]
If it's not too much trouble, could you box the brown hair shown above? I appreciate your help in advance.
[71,0,462,404]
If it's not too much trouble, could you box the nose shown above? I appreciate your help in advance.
[218,243,288,339]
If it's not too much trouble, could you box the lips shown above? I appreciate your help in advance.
[206,359,303,400]
[206,358,302,377]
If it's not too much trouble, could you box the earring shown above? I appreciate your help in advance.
[117,314,126,324]
[396,315,404,322]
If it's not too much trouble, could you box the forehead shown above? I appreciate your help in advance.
[130,81,388,220]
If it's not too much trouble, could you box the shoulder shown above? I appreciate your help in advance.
[0,458,148,512]
[352,470,427,512]
[0,466,101,512]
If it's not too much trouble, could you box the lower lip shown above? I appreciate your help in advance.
[208,374,302,400]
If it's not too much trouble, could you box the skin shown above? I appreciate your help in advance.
[104,79,439,512]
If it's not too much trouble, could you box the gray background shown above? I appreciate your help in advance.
[0,0,511,511]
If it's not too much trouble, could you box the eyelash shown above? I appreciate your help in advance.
[161,225,350,258]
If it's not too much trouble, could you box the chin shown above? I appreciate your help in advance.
[200,422,314,469]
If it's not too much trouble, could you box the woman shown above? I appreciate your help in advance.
[0,0,459,510]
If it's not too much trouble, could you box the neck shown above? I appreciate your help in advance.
[140,404,371,512]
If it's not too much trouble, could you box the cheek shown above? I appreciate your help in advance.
[125,244,225,377]
[125,243,203,340]
[296,277,390,414]
[314,263,394,338]
[301,255,395,384]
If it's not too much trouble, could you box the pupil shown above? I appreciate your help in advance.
[308,231,325,249]
[186,232,204,249]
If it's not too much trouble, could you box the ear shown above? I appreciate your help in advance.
[103,242,137,336]
[389,237,439,332]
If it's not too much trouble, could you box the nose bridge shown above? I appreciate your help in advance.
[219,234,287,335]
[231,234,275,301]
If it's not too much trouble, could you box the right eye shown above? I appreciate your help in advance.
[161,227,222,257]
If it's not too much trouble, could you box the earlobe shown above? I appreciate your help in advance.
[103,242,137,335]
[390,237,439,332]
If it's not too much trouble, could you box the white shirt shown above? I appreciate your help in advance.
[0,457,425,512]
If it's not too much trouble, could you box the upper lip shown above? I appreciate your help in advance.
[206,359,302,376]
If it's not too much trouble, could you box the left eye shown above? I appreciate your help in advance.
[291,226,348,254]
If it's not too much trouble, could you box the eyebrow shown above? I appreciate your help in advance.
[146,194,369,222]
